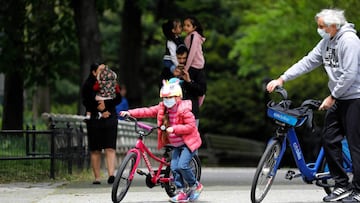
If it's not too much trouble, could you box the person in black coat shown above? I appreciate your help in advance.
[81,62,121,184]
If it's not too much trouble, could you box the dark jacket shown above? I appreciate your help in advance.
[82,74,122,120]
[182,67,206,118]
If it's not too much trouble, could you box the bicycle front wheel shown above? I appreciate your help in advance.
[163,154,202,197]
[250,139,281,203]
[111,152,138,203]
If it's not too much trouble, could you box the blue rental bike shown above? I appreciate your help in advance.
[250,86,353,203]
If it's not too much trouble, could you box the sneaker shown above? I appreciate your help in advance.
[323,187,352,202]
[188,182,203,201]
[341,191,360,202]
[169,191,188,203]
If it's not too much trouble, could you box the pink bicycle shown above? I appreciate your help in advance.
[111,116,202,203]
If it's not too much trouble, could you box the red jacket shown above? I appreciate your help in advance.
[128,100,202,152]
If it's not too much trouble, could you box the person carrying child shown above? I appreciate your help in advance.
[81,62,122,185]
[119,78,204,202]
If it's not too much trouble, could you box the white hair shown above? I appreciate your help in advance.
[315,9,347,29]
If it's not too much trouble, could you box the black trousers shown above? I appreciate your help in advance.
[322,98,360,191]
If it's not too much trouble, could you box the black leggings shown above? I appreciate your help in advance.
[322,99,360,191]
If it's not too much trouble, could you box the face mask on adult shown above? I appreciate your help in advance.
[163,98,176,108]
[317,28,331,40]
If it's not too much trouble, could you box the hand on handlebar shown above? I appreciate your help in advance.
[166,127,174,133]
[319,95,336,111]
[120,111,130,117]
[266,78,284,93]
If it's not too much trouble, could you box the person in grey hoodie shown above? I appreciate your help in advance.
[267,9,360,202]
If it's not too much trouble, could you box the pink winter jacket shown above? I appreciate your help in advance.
[184,31,206,71]
[128,100,202,152]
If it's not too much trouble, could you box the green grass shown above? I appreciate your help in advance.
[0,159,93,183]
[0,133,91,183]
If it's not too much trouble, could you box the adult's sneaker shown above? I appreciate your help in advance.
[188,182,203,202]
[341,191,360,202]
[323,187,352,202]
[169,191,188,203]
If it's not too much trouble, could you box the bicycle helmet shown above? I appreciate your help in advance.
[160,78,182,98]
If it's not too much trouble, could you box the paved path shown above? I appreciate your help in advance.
[0,168,327,203]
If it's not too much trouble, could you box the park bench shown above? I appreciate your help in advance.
[199,133,265,166]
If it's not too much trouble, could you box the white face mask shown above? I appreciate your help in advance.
[163,98,176,108]
[317,28,331,40]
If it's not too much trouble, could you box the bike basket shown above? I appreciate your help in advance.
[267,104,308,126]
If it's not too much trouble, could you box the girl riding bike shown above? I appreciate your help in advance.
[120,78,204,202]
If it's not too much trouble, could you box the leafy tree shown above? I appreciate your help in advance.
[72,0,103,114]
[25,0,78,118]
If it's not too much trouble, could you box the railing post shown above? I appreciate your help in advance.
[31,125,36,153]
[25,125,30,156]
[50,123,56,179]
[66,122,72,175]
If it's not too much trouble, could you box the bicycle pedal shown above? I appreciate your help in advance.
[136,169,146,176]
[285,170,296,180]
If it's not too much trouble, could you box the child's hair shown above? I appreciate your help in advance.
[162,19,181,42]
[161,109,170,144]
[184,16,204,37]
[176,44,188,55]
[90,61,104,73]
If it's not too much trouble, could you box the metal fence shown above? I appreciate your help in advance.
[0,123,88,181]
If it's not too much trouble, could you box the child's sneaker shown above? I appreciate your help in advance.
[169,191,189,203]
[188,182,203,201]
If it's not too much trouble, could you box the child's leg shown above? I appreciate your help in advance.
[176,146,197,187]
[170,147,185,189]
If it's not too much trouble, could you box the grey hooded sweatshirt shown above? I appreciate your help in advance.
[280,23,360,100]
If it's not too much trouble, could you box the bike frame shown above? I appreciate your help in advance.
[126,137,171,184]
[270,127,353,182]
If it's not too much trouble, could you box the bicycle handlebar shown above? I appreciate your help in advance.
[270,86,321,110]
[274,86,288,100]
[267,86,322,128]
[123,115,158,136]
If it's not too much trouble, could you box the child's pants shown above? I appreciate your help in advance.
[170,145,197,189]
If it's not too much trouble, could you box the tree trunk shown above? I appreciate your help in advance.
[72,0,102,115]
[119,0,143,108]
[31,86,50,120]
[29,0,54,119]
[3,73,24,130]
[1,0,25,130]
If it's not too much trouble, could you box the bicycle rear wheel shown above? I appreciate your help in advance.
[250,139,281,203]
[163,154,202,197]
[111,152,138,203]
